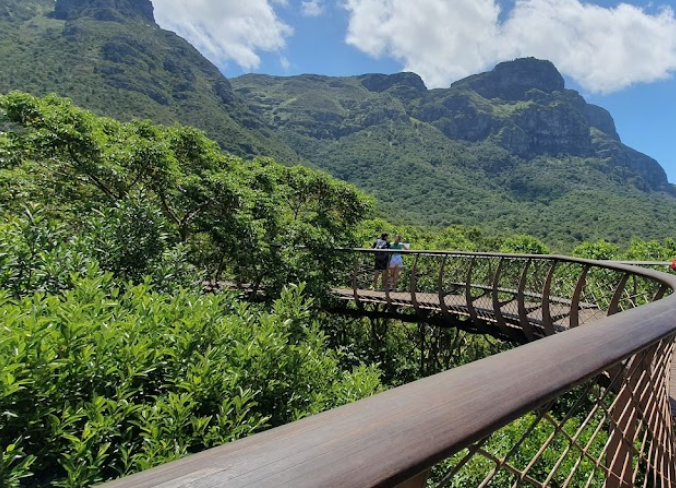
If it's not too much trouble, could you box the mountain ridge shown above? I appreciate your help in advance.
[2,0,676,247]
[0,0,302,163]
[54,0,155,23]
[233,60,672,195]
[232,62,676,245]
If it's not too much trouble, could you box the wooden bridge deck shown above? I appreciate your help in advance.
[332,287,676,416]
[331,287,602,331]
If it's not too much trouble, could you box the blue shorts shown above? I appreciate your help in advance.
[389,255,403,268]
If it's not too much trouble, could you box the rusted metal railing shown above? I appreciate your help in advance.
[101,251,676,488]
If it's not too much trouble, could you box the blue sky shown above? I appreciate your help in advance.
[152,0,676,183]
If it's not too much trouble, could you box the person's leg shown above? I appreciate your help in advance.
[374,257,385,288]
[392,265,401,288]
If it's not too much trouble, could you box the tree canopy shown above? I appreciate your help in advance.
[0,91,373,295]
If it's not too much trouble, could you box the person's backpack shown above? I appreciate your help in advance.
[372,238,389,259]
[374,239,388,250]
[670,257,676,271]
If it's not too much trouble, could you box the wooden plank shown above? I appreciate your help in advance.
[331,288,603,338]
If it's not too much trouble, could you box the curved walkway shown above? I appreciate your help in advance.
[102,251,676,488]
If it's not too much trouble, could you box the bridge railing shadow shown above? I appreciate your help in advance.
[101,252,676,488]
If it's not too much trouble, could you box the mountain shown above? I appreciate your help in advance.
[2,0,676,247]
[231,59,676,247]
[0,0,300,162]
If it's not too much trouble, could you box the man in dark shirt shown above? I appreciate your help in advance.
[371,232,390,290]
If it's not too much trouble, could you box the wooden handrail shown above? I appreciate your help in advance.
[99,254,676,488]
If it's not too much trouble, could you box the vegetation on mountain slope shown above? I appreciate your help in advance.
[232,63,676,249]
[0,0,300,163]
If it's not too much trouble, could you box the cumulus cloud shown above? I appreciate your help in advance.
[504,1,676,93]
[301,0,324,17]
[344,0,676,93]
[152,0,293,71]
[344,0,502,88]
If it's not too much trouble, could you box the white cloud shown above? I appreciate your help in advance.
[152,0,293,71]
[344,0,503,88]
[503,1,676,93]
[301,0,324,17]
[344,0,676,93]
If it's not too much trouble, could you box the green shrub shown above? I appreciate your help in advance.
[0,206,94,298]
[500,234,550,255]
[0,278,381,487]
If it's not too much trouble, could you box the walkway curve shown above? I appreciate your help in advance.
[101,251,676,488]
[331,250,672,343]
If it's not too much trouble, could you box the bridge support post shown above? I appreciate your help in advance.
[394,469,430,488]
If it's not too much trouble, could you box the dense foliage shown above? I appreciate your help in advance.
[0,91,371,295]
[0,272,382,487]
[0,92,383,487]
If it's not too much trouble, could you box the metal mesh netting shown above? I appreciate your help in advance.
[426,335,676,488]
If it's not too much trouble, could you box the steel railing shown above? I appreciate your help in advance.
[331,250,672,343]
[100,251,676,488]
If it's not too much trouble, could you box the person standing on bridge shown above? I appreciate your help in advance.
[388,235,408,290]
[371,233,390,290]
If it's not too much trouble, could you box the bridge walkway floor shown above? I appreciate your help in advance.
[331,287,599,330]
[331,287,676,416]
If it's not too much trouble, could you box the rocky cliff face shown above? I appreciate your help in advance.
[452,58,565,101]
[54,0,154,22]
[233,57,674,196]
[585,104,620,141]
[413,58,621,159]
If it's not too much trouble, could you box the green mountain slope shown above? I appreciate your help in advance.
[0,0,300,162]
[231,61,676,247]
[2,0,676,248]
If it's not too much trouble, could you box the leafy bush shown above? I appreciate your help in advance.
[0,92,372,297]
[80,197,170,280]
[0,206,94,298]
[573,240,619,260]
[0,278,381,487]
[500,234,550,255]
